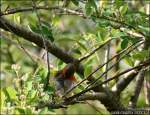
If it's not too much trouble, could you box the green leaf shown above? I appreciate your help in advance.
[29,22,54,42]
[84,65,92,77]
[15,107,25,114]
[25,108,32,114]
[78,85,85,90]
[111,29,126,38]
[88,0,97,11]
[46,86,55,94]
[96,32,101,42]
[52,16,60,26]
[29,24,40,33]
[41,23,54,42]
[39,107,48,114]
[115,0,124,8]
[124,56,134,67]
[138,26,150,36]
[121,38,128,49]
[4,87,17,100]
[71,0,79,6]
[132,50,148,61]
[0,90,6,109]
[39,107,55,114]
[119,4,128,15]
[72,49,82,55]
[30,90,37,99]
[13,13,20,24]
[36,67,47,81]
[26,81,32,91]
[77,41,87,51]
[57,38,87,51]
[85,1,94,17]
[27,90,37,104]
[57,60,64,67]
[84,59,93,76]
[97,20,110,27]
[98,28,110,41]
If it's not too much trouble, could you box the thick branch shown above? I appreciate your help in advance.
[112,39,150,96]
[37,92,125,111]
[37,93,107,109]
[129,71,145,108]
[0,17,83,74]
[112,70,138,95]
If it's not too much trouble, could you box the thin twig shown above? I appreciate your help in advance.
[85,41,144,90]
[63,40,143,97]
[79,38,113,62]
[104,43,110,82]
[65,58,150,101]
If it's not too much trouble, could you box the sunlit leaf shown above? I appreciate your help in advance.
[84,65,92,77]
[25,108,32,114]
[4,87,17,100]
[132,50,148,61]
[15,107,25,114]
[0,90,6,109]
[119,4,128,15]
[57,38,87,51]
[124,56,134,67]
[26,81,32,91]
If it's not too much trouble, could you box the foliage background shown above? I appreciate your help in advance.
[0,0,150,114]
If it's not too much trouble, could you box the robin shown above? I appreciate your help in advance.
[54,63,77,96]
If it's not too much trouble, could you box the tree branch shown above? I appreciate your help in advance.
[0,16,84,75]
[112,38,150,95]
[112,70,138,95]
[65,59,150,102]
[79,38,113,62]
[63,40,144,97]
[0,16,123,112]
[37,93,107,109]
[85,41,144,90]
[1,6,146,37]
[129,70,145,108]
[37,92,125,111]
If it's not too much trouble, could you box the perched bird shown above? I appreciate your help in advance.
[54,63,77,96]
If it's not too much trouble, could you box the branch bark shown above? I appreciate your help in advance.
[129,71,145,108]
[112,70,138,95]
[37,92,125,111]
[37,93,107,109]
